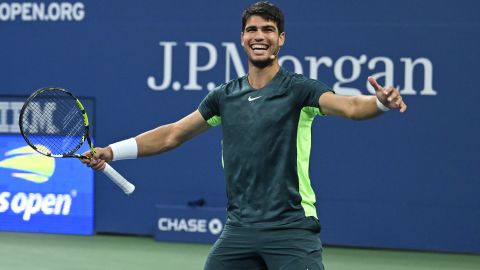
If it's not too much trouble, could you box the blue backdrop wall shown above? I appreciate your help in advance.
[0,0,479,253]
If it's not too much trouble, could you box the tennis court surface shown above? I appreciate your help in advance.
[1,232,479,270]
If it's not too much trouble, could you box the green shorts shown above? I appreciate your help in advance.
[204,218,324,270]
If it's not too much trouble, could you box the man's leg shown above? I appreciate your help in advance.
[260,228,324,270]
[204,225,267,270]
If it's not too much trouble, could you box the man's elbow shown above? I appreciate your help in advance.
[165,124,186,150]
[348,114,363,121]
[345,97,372,121]
[343,104,363,121]
[165,133,182,150]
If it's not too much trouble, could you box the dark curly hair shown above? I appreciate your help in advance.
[241,1,284,34]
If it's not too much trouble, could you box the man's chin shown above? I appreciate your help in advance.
[250,57,274,69]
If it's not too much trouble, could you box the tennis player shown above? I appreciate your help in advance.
[84,2,406,269]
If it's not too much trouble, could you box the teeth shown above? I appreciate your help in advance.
[251,44,268,50]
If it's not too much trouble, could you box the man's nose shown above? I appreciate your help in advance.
[253,31,265,41]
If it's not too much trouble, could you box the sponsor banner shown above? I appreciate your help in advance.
[0,95,95,135]
[0,96,94,235]
[0,1,85,22]
[154,205,226,244]
[147,41,437,96]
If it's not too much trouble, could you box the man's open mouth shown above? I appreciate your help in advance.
[250,44,269,51]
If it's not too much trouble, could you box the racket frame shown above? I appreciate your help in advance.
[19,87,94,159]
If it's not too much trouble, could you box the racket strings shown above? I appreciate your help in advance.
[21,89,86,156]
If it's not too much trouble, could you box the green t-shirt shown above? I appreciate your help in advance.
[199,67,332,228]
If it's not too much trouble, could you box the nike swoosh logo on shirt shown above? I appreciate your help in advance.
[248,96,262,101]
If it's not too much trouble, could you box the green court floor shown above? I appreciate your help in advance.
[0,232,479,270]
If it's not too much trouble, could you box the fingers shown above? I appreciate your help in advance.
[386,86,399,103]
[85,157,107,171]
[91,159,107,171]
[399,101,407,113]
[368,76,385,94]
[80,147,111,171]
[383,86,407,113]
[80,151,92,164]
[93,147,113,162]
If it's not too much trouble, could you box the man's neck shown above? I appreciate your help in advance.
[247,62,280,90]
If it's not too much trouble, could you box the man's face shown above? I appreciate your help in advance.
[241,15,285,68]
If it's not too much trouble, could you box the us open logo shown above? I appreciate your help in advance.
[0,144,76,221]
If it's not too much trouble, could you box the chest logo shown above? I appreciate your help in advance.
[248,96,262,101]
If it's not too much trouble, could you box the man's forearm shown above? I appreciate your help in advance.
[349,95,384,120]
[135,123,179,157]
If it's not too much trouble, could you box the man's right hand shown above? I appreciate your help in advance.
[80,147,113,171]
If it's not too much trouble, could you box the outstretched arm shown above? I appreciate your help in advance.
[319,77,407,120]
[84,110,210,170]
[136,110,210,156]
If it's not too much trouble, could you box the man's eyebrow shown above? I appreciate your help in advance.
[262,25,276,30]
[245,24,276,30]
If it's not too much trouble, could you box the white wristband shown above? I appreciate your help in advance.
[376,98,390,112]
[109,138,138,161]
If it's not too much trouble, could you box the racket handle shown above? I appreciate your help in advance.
[101,163,135,195]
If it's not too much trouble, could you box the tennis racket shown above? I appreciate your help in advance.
[19,87,135,195]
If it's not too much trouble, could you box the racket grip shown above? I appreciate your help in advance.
[101,163,135,195]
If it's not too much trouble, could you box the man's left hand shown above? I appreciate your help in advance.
[368,76,407,113]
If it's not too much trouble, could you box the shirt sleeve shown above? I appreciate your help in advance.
[198,88,222,126]
[296,79,333,115]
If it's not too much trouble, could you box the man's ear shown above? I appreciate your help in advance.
[279,32,285,47]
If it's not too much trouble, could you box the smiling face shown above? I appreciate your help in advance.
[241,15,285,68]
